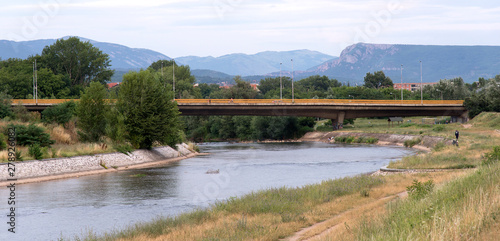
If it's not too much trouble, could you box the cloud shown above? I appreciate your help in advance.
[0,0,499,57]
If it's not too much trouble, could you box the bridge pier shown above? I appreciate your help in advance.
[452,111,469,123]
[331,111,345,130]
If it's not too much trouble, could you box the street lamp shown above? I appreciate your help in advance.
[280,62,282,100]
[291,59,294,103]
[173,59,175,101]
[400,64,403,102]
[420,60,423,104]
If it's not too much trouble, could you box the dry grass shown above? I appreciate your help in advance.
[324,163,500,241]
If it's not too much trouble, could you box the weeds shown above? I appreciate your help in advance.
[406,179,434,200]
[335,135,378,144]
[404,137,421,148]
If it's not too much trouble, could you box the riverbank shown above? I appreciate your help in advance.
[74,113,499,240]
[0,143,199,185]
[300,131,451,152]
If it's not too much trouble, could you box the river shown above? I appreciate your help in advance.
[0,142,415,240]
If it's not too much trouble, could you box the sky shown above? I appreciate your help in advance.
[1,0,500,58]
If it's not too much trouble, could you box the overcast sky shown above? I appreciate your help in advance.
[2,0,499,58]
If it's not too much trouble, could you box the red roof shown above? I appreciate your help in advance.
[107,82,120,89]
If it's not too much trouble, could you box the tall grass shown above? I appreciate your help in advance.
[73,175,384,240]
[351,162,500,241]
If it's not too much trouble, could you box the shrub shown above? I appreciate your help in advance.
[365,137,379,144]
[0,133,6,151]
[406,179,434,200]
[345,136,355,143]
[404,138,421,148]
[0,91,13,119]
[400,123,415,128]
[483,146,500,165]
[28,144,45,160]
[12,104,38,122]
[432,125,445,132]
[6,124,55,147]
[335,136,347,143]
[42,101,77,125]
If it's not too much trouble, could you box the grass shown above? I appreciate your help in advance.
[68,175,386,240]
[336,161,500,241]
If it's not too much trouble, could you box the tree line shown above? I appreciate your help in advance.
[1,37,499,146]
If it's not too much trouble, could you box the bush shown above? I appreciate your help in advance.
[406,179,434,200]
[432,125,445,132]
[365,137,379,144]
[404,138,421,148]
[6,124,55,147]
[0,133,6,150]
[28,144,45,160]
[0,91,13,119]
[483,146,500,165]
[12,104,38,122]
[42,101,77,125]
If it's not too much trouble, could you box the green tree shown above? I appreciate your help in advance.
[363,71,393,89]
[42,37,114,86]
[42,101,77,125]
[222,76,258,99]
[118,70,182,149]
[258,77,292,99]
[148,60,200,99]
[77,82,109,142]
[0,91,13,119]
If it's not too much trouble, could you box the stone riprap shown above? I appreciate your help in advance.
[0,144,194,181]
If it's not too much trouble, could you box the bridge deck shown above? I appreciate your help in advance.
[12,99,464,106]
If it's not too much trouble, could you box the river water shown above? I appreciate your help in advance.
[1,142,415,240]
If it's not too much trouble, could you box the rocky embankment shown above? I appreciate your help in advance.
[0,144,197,184]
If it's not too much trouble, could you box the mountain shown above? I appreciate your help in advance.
[308,43,500,83]
[191,69,234,84]
[176,50,335,76]
[0,36,170,70]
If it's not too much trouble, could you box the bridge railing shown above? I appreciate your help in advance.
[176,99,464,105]
[12,99,464,105]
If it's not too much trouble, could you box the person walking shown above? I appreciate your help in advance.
[455,130,459,140]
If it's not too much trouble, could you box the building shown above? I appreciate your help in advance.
[393,82,436,91]
[107,82,120,89]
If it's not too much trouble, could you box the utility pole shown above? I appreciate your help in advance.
[173,59,175,101]
[400,64,403,102]
[161,61,164,88]
[420,61,423,104]
[35,59,38,104]
[280,62,282,100]
[33,61,35,99]
[291,59,294,103]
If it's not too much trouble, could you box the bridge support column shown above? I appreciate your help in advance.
[331,111,345,130]
[452,111,469,123]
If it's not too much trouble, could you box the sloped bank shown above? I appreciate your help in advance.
[0,144,197,185]
[300,131,451,151]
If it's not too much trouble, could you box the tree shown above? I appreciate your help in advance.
[222,76,258,99]
[148,60,200,99]
[118,70,182,149]
[42,101,77,125]
[76,82,109,142]
[0,91,12,119]
[363,71,393,89]
[42,37,114,86]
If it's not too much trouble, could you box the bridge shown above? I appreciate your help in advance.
[12,99,468,127]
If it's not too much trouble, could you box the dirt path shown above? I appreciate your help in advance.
[285,191,407,241]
